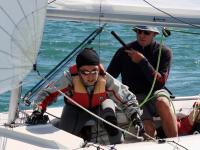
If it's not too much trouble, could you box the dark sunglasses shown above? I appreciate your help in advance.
[79,70,98,76]
[137,29,151,35]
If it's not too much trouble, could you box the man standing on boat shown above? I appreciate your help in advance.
[107,25,178,138]
[28,48,143,144]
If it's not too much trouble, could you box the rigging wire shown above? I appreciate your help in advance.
[96,0,102,144]
[22,25,106,102]
[143,0,200,29]
[167,28,200,35]
[48,0,56,5]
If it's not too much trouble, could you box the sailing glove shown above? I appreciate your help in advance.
[26,109,49,125]
[131,112,145,136]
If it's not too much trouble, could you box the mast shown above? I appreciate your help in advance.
[7,85,21,124]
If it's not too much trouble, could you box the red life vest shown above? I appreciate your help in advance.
[67,64,107,109]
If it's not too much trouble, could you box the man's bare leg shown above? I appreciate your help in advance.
[156,97,178,137]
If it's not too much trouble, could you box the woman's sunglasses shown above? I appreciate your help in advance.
[137,29,151,35]
[79,70,98,76]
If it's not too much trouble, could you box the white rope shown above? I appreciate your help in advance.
[54,87,144,140]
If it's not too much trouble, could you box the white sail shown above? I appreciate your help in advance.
[0,0,47,94]
[47,0,200,27]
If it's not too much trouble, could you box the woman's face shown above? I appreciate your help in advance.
[78,65,99,86]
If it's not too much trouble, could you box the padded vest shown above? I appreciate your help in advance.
[67,64,107,109]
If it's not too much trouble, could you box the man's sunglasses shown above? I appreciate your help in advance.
[137,29,151,35]
[79,70,99,75]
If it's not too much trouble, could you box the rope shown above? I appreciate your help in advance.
[166,140,189,150]
[30,71,144,141]
[137,30,176,115]
[55,88,144,141]
[139,32,165,108]
[192,103,200,123]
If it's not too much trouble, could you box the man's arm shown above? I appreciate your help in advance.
[125,45,172,90]
[138,48,172,89]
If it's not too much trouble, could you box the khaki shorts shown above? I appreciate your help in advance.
[136,89,171,120]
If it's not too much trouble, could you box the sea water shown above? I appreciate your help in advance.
[0,20,200,112]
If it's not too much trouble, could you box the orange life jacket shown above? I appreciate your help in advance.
[67,64,107,109]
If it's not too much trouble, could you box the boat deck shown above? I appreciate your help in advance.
[0,99,197,149]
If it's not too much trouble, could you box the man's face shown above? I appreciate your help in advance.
[136,29,156,47]
[78,65,99,86]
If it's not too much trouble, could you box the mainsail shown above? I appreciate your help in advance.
[0,0,47,94]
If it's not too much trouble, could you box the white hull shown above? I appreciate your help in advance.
[0,108,84,150]
[82,134,200,150]
[1,97,200,150]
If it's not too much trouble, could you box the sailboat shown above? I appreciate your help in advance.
[0,0,200,149]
